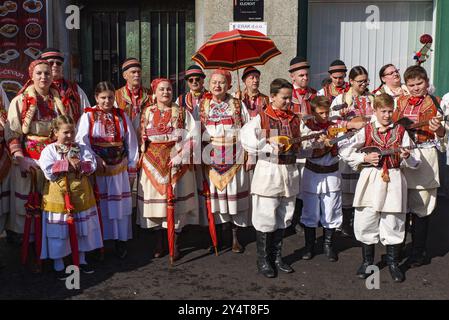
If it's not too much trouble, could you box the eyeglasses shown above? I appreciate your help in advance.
[354,79,370,85]
[48,60,63,66]
[188,77,201,83]
[383,69,400,77]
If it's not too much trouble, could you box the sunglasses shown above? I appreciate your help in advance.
[188,77,201,83]
[48,60,63,66]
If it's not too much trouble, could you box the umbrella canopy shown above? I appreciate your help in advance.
[192,29,281,71]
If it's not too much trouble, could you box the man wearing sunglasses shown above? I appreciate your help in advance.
[176,65,207,120]
[115,58,153,133]
[39,48,91,124]
[318,60,350,102]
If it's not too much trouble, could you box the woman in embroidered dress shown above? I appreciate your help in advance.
[76,82,138,259]
[137,78,199,260]
[5,60,67,270]
[0,94,10,269]
[330,66,375,238]
[199,69,251,253]
[40,115,103,278]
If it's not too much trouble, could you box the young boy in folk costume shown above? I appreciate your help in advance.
[6,60,67,270]
[300,96,344,262]
[318,60,350,102]
[340,93,421,282]
[39,48,91,124]
[288,56,317,235]
[77,82,139,260]
[115,58,153,134]
[176,65,208,120]
[241,78,299,278]
[39,116,103,279]
[393,66,446,268]
[200,69,251,253]
[330,66,375,238]
[138,78,199,260]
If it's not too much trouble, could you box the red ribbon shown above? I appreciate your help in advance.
[408,96,424,106]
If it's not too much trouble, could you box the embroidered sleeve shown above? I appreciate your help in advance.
[338,128,367,169]
[52,160,69,174]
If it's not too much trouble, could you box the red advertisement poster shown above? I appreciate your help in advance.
[0,0,47,102]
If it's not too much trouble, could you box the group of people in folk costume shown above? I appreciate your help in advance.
[0,46,448,284]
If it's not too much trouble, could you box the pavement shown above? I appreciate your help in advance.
[1,197,449,300]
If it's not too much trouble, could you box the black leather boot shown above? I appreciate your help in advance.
[231,224,244,253]
[293,199,304,235]
[407,214,429,268]
[340,208,354,238]
[386,245,405,283]
[302,227,315,260]
[323,228,338,262]
[272,229,294,273]
[256,231,275,278]
[356,244,375,279]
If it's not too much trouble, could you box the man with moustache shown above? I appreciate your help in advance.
[115,58,153,134]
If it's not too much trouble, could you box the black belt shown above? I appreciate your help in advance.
[305,160,339,174]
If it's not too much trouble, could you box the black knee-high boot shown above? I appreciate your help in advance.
[256,231,275,278]
[272,229,293,273]
[302,227,316,260]
[407,214,429,268]
[386,245,404,282]
[341,208,354,237]
[323,228,338,262]
[356,244,375,279]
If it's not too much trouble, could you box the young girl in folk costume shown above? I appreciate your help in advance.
[137,78,199,260]
[199,69,251,253]
[330,66,375,238]
[241,78,300,278]
[76,82,139,259]
[40,115,103,278]
[393,66,445,268]
[340,94,421,282]
[5,60,67,270]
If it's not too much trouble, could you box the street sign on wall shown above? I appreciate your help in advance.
[233,0,264,21]
[229,22,267,35]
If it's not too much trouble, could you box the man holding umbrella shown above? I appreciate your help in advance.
[235,66,270,120]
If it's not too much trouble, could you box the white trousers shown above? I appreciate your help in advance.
[354,207,405,245]
[408,188,437,217]
[252,195,295,233]
[301,191,342,229]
